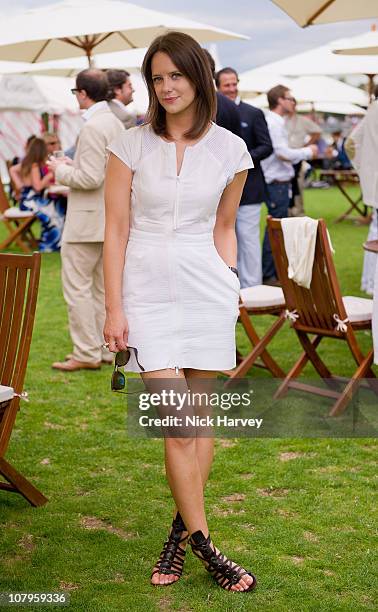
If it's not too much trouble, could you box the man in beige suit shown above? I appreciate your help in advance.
[107,69,137,129]
[48,69,123,371]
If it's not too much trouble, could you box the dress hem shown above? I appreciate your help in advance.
[124,362,236,374]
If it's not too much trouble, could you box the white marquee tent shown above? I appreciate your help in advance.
[0,74,76,113]
[0,74,81,166]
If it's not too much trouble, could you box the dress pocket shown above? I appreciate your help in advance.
[211,248,240,293]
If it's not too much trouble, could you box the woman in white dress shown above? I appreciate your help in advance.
[103,32,256,593]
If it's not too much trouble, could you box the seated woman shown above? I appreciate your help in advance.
[8,134,37,203]
[19,137,66,252]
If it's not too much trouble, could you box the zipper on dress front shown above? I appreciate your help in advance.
[173,177,179,230]
[172,171,180,373]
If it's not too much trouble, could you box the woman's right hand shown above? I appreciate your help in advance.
[103,309,129,353]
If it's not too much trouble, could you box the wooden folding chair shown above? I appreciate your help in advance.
[0,177,38,253]
[0,252,47,506]
[6,160,21,206]
[224,286,286,385]
[267,217,375,416]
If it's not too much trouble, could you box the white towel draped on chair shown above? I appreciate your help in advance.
[281,217,318,289]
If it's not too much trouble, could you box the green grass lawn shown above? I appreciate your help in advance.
[0,187,377,611]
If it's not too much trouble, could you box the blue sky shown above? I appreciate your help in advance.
[0,0,374,72]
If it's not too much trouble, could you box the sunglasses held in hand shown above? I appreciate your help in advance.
[111,347,145,394]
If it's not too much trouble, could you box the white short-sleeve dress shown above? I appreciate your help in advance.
[107,122,253,373]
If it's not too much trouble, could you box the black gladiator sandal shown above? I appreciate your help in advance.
[190,530,257,592]
[151,512,188,586]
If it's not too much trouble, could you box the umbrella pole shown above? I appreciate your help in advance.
[84,46,94,67]
[366,74,375,103]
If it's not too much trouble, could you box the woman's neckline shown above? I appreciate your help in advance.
[156,122,215,149]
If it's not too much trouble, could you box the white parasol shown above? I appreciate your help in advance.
[0,0,247,64]
[270,0,378,27]
[333,29,378,56]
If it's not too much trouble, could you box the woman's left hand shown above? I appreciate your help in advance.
[103,309,129,353]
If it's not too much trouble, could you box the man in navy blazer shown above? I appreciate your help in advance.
[216,67,273,287]
[202,49,241,138]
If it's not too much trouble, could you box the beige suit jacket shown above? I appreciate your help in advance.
[56,106,124,243]
[108,99,137,130]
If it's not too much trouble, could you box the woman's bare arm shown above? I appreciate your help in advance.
[213,170,248,266]
[9,163,23,194]
[30,164,54,191]
[103,153,132,352]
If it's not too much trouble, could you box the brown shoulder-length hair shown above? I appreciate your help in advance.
[142,31,217,140]
[20,137,48,177]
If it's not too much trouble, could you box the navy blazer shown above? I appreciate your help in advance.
[237,101,273,205]
[216,92,242,138]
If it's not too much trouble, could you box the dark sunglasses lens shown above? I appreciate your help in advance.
[112,370,125,391]
[115,349,130,367]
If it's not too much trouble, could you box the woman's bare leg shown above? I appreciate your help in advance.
[143,368,253,591]
[185,368,216,485]
[170,368,216,510]
[142,368,208,585]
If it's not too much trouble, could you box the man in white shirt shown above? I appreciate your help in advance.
[286,101,321,217]
[261,85,318,284]
[106,69,136,129]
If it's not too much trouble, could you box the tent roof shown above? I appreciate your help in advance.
[0,74,76,113]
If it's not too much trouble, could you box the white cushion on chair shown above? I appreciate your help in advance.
[240,285,285,309]
[3,208,34,219]
[343,296,373,322]
[0,385,14,402]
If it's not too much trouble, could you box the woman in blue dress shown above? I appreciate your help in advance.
[19,137,65,252]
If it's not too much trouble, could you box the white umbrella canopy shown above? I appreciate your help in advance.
[248,37,378,76]
[333,30,378,55]
[246,93,366,115]
[0,48,149,77]
[247,36,378,98]
[238,73,368,105]
[238,72,294,97]
[270,0,378,27]
[0,0,247,63]
[290,76,369,106]
[296,101,366,115]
